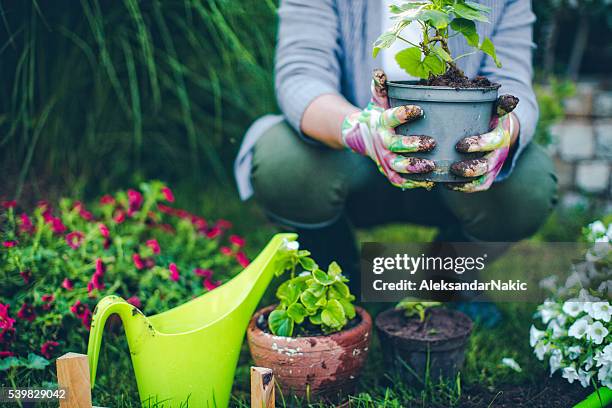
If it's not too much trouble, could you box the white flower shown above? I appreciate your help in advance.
[539,300,559,324]
[598,280,612,294]
[598,363,612,388]
[530,325,545,347]
[590,221,607,235]
[534,341,550,361]
[550,350,563,375]
[568,317,590,339]
[596,344,612,367]
[283,239,300,251]
[563,300,584,317]
[578,368,594,388]
[584,355,595,371]
[562,365,580,383]
[567,346,582,360]
[586,321,609,345]
[589,302,612,322]
[501,357,522,372]
[539,275,558,291]
[548,319,566,338]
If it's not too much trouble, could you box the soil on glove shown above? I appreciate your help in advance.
[377,307,471,341]
[423,65,496,89]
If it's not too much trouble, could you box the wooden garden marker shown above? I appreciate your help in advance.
[250,366,275,408]
[56,352,93,408]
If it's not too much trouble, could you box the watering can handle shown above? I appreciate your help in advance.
[573,387,612,408]
[87,295,151,388]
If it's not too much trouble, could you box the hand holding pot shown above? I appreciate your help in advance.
[447,95,520,192]
[342,70,436,189]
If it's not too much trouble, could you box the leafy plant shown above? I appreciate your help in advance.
[373,0,501,79]
[268,251,356,337]
[396,299,442,322]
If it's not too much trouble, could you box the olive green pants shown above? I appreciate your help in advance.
[250,120,558,275]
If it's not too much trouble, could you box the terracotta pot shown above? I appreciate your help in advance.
[375,307,472,384]
[247,305,372,402]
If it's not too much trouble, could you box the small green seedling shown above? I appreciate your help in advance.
[268,250,356,337]
[373,0,501,79]
[396,299,442,322]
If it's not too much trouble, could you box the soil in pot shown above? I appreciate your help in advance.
[247,305,372,403]
[375,307,473,385]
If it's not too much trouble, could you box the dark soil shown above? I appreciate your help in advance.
[256,309,362,337]
[424,65,495,89]
[376,307,471,342]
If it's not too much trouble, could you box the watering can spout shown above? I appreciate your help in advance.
[87,295,154,387]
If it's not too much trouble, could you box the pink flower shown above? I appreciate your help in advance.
[70,300,89,319]
[20,270,32,284]
[1,200,16,209]
[205,226,221,239]
[73,202,94,221]
[194,268,213,279]
[126,296,142,309]
[113,210,126,224]
[17,303,35,322]
[146,239,160,255]
[220,246,233,256]
[18,213,35,234]
[0,304,15,329]
[229,235,245,248]
[216,219,233,230]
[88,268,105,293]
[133,254,145,270]
[41,294,55,311]
[161,186,175,203]
[49,217,66,234]
[175,209,190,219]
[82,310,92,330]
[95,258,105,275]
[66,231,85,249]
[203,278,221,291]
[100,195,115,205]
[99,223,110,238]
[191,216,207,231]
[169,263,180,281]
[0,328,16,344]
[40,340,59,359]
[62,278,74,291]
[127,189,143,215]
[2,241,17,248]
[158,203,174,214]
[236,252,250,268]
[0,351,14,358]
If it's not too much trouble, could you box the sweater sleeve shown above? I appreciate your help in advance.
[275,0,342,132]
[480,0,539,180]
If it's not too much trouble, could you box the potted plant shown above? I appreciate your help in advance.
[247,248,371,402]
[373,0,515,182]
[375,299,473,384]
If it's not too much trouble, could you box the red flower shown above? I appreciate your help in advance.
[88,272,104,293]
[0,304,15,329]
[161,186,175,203]
[17,303,35,322]
[220,246,233,256]
[113,210,126,224]
[99,223,110,238]
[146,239,160,255]
[2,241,17,248]
[0,351,14,358]
[191,216,207,231]
[175,209,190,219]
[205,226,221,239]
[126,296,142,309]
[133,254,145,270]
[158,203,174,214]
[103,237,111,250]
[127,189,143,216]
[19,270,32,284]
[41,294,55,311]
[66,231,85,249]
[236,252,250,268]
[203,278,221,291]
[18,213,35,234]
[40,341,59,359]
[81,310,92,330]
[73,202,94,221]
[0,328,16,344]
[50,217,66,234]
[194,268,213,279]
[169,263,180,281]
[1,200,16,209]
[62,278,74,291]
[70,300,89,319]
[95,258,106,275]
[216,219,232,230]
[100,195,115,205]
[229,235,246,248]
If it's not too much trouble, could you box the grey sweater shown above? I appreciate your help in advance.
[235,0,538,199]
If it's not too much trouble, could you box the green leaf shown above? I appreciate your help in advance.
[298,256,317,271]
[373,31,398,58]
[328,261,342,278]
[395,47,427,78]
[308,282,326,297]
[276,281,299,305]
[313,269,335,286]
[321,299,347,330]
[452,3,489,22]
[309,313,322,325]
[287,303,308,324]
[465,1,492,13]
[422,54,445,76]
[329,281,350,299]
[480,37,502,68]
[389,2,427,14]
[432,45,452,62]
[25,353,50,370]
[300,289,320,311]
[268,309,294,337]
[450,18,479,48]
[0,356,23,371]
[338,298,356,320]
[420,9,450,29]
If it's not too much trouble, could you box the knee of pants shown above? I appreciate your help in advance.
[249,121,349,228]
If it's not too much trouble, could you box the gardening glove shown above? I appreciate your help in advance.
[447,95,520,193]
[341,69,436,189]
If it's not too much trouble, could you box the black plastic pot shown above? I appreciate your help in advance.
[375,307,473,384]
[388,81,500,183]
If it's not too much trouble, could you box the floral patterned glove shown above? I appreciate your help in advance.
[448,95,519,193]
[341,70,436,189]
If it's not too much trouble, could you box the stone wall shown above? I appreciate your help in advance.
[549,80,612,210]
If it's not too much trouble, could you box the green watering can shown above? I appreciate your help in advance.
[87,233,297,407]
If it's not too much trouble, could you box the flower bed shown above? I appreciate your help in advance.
[0,181,250,371]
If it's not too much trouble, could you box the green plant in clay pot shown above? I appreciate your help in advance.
[247,247,372,402]
[375,299,473,384]
[372,0,519,186]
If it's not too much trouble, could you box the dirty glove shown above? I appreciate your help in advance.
[448,95,519,193]
[341,69,436,189]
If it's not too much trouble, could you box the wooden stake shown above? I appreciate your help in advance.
[56,352,93,408]
[250,366,274,408]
